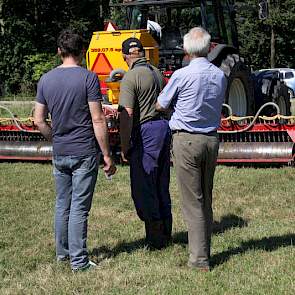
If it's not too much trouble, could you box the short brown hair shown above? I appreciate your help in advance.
[57,29,84,58]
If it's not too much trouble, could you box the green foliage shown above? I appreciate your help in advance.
[0,0,110,96]
[236,0,295,69]
[22,54,60,94]
[0,17,35,95]
[110,6,126,29]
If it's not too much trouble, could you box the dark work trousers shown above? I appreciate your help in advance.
[172,131,219,268]
[130,119,172,222]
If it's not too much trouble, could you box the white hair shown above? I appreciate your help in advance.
[183,27,211,57]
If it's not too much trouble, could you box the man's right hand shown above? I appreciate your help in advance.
[103,155,116,176]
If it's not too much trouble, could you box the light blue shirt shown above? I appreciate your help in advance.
[157,57,227,133]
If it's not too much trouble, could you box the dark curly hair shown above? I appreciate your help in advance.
[57,29,84,58]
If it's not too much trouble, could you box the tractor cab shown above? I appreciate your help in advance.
[107,0,290,117]
[110,1,258,118]
[108,0,255,116]
[112,0,239,51]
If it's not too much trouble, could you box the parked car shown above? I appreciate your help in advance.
[259,68,295,98]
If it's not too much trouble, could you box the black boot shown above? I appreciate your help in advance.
[144,220,167,250]
[162,216,173,243]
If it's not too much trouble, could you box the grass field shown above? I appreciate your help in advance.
[0,95,34,102]
[0,101,34,119]
[0,163,294,295]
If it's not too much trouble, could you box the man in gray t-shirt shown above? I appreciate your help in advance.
[34,30,116,272]
[37,66,102,156]
[119,38,172,250]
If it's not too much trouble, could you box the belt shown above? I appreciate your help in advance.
[150,116,165,121]
[172,129,217,136]
[142,116,165,124]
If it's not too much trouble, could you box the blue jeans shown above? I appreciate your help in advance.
[53,154,99,269]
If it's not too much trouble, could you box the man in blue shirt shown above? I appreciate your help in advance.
[156,27,227,271]
[34,30,116,272]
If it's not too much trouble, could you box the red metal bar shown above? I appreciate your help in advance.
[1,114,295,164]
[0,155,52,161]
[219,122,295,133]
[217,158,293,163]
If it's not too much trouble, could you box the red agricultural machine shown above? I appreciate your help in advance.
[0,0,294,164]
[1,102,294,164]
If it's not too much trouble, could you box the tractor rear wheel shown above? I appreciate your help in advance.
[220,54,255,116]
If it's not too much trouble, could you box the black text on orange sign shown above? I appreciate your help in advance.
[91,48,122,52]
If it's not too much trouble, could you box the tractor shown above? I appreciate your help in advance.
[89,0,291,117]
[89,0,255,117]
[85,0,294,164]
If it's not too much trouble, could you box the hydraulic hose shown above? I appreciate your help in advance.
[0,104,38,133]
[219,102,281,134]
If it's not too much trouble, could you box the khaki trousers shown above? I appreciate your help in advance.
[172,131,219,267]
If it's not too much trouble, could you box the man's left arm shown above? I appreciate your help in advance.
[34,102,52,141]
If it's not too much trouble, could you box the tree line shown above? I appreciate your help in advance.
[237,0,295,70]
[0,0,294,96]
[0,0,110,95]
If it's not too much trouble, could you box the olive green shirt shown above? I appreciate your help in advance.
[119,57,165,126]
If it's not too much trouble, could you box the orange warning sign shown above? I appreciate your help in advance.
[91,53,113,75]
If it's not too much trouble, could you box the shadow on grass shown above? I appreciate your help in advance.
[91,232,295,268]
[90,214,248,261]
[90,238,147,261]
[172,214,248,245]
[211,233,295,268]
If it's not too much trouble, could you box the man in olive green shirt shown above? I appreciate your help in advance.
[119,38,172,249]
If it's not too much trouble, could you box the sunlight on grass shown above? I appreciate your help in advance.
[0,163,294,294]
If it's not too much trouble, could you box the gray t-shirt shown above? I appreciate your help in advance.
[36,66,102,156]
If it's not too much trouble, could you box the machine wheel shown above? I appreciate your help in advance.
[269,80,291,116]
[253,70,292,116]
[287,87,294,99]
[220,54,255,116]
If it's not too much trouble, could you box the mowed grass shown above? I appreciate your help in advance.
[0,163,294,295]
